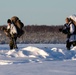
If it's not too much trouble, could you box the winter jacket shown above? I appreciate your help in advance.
[67,22,76,42]
[7,23,17,35]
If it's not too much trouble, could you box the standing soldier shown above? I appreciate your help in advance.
[65,18,76,50]
[59,17,76,50]
[7,19,18,50]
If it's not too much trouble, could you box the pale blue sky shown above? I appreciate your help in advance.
[0,0,76,25]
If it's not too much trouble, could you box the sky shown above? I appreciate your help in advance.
[0,0,76,25]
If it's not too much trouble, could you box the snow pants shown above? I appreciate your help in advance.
[66,40,76,50]
[9,36,18,50]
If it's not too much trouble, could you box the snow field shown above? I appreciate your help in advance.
[0,44,76,65]
[0,44,76,75]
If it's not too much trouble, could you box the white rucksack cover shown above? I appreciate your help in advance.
[69,14,76,25]
[11,16,24,37]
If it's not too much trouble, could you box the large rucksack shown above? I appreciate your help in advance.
[68,14,76,34]
[69,14,76,26]
[11,16,24,37]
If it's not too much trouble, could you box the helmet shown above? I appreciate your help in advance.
[7,19,11,23]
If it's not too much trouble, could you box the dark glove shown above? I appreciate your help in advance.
[59,28,63,32]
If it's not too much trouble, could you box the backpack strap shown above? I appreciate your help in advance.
[69,22,76,34]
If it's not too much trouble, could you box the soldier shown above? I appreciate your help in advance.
[7,19,18,50]
[59,18,76,50]
[65,18,76,50]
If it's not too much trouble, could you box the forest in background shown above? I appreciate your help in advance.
[0,25,66,44]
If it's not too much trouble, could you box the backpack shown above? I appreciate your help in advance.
[69,14,76,26]
[10,16,24,37]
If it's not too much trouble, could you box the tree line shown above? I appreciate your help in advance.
[0,25,66,44]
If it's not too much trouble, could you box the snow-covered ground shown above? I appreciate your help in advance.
[0,44,76,75]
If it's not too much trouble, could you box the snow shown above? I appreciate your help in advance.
[0,44,76,75]
[22,46,49,58]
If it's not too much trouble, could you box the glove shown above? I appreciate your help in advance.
[59,28,63,32]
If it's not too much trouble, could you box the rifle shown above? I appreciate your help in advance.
[1,27,11,37]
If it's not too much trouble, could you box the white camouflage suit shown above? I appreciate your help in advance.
[68,15,76,42]
[7,23,18,49]
[7,23,17,35]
